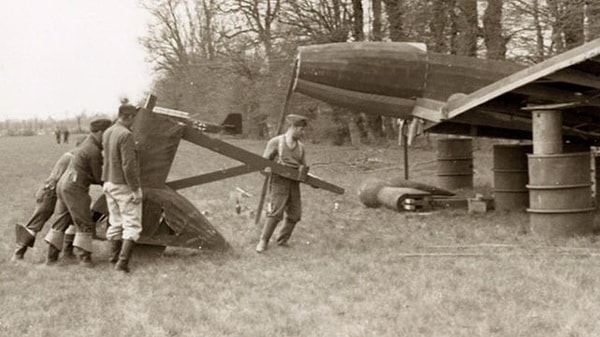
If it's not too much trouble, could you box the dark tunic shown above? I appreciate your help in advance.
[50,135,103,234]
[24,152,73,233]
[102,121,141,190]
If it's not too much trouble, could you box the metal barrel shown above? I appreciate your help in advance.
[594,150,600,208]
[527,151,595,237]
[493,144,532,211]
[437,138,473,190]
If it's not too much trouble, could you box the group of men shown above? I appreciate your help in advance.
[12,106,311,270]
[12,103,143,273]
[53,126,70,144]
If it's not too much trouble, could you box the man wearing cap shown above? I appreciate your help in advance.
[102,103,142,273]
[44,118,112,266]
[11,143,84,261]
[256,114,308,253]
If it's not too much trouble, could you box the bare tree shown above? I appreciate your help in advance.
[224,0,283,73]
[546,0,585,52]
[454,0,477,56]
[482,0,507,59]
[141,0,223,75]
[589,0,600,40]
[351,0,364,41]
[429,0,455,52]
[563,0,585,48]
[383,0,406,41]
[279,0,353,43]
[372,0,383,41]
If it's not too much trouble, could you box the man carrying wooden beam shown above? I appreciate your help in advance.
[256,114,309,253]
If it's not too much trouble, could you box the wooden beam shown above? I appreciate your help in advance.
[411,98,444,122]
[182,126,344,194]
[144,94,157,111]
[166,165,259,190]
[546,68,600,89]
[512,83,600,107]
[521,102,585,111]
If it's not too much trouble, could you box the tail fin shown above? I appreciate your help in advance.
[221,113,242,135]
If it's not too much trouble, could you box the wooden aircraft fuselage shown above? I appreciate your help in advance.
[296,42,523,117]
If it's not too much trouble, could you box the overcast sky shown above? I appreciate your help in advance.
[0,0,153,121]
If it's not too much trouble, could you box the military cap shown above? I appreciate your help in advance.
[89,118,113,132]
[118,104,139,117]
[286,114,308,127]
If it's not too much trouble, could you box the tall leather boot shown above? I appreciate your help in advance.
[76,249,93,268]
[62,234,75,259]
[115,239,135,273]
[44,229,64,265]
[46,244,61,265]
[108,240,122,264]
[73,232,94,268]
[256,218,279,253]
[12,224,35,261]
[276,219,297,246]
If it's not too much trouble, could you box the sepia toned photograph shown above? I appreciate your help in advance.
[2,1,600,336]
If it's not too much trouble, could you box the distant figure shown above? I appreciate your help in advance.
[256,114,308,253]
[102,103,142,273]
[54,127,61,144]
[62,128,70,144]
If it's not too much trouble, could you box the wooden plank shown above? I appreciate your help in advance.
[166,165,259,190]
[153,106,190,120]
[445,38,600,119]
[548,68,600,89]
[521,102,585,110]
[411,98,445,122]
[305,174,345,194]
[182,126,345,194]
[513,83,600,107]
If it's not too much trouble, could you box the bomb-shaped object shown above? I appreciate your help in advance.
[357,177,388,208]
[358,177,450,211]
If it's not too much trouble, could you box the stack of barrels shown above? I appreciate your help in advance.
[527,110,594,237]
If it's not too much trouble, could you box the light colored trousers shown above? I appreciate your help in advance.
[103,182,142,241]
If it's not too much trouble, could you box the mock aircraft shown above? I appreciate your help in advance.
[91,97,344,253]
[292,39,600,144]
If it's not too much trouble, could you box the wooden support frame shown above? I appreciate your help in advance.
[179,125,344,194]
[166,164,258,190]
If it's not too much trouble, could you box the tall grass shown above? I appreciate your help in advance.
[1,134,600,336]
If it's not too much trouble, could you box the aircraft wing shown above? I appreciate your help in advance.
[433,39,600,142]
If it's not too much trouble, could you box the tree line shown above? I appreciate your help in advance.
[39,0,594,146]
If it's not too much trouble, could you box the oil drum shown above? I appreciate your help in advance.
[527,151,594,237]
[493,144,532,211]
[437,138,473,190]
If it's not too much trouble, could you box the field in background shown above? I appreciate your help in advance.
[2,134,600,336]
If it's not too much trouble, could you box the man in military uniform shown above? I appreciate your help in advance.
[256,114,308,253]
[11,136,89,261]
[102,103,142,273]
[44,118,112,267]
[12,152,74,261]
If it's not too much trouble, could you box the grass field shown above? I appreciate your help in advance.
[2,134,600,336]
